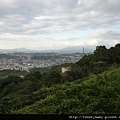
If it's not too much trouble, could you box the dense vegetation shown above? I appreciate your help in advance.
[0,43,120,114]
[13,67,120,114]
[0,70,28,78]
[0,54,19,59]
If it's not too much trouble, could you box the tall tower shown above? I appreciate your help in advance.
[83,47,85,53]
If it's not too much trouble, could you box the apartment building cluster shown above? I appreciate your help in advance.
[0,53,83,72]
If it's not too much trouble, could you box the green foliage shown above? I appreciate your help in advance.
[12,67,120,114]
[0,54,19,59]
[41,70,63,87]
[64,66,84,82]
[108,43,120,64]
[0,69,28,78]
[31,55,61,60]
[0,75,23,89]
[74,44,120,77]
[30,67,51,74]
[24,71,42,81]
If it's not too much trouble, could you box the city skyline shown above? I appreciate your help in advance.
[0,0,120,50]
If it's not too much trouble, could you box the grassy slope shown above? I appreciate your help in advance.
[12,67,120,114]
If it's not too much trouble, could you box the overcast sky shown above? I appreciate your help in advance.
[0,0,120,50]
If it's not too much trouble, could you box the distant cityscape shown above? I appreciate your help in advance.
[0,52,86,72]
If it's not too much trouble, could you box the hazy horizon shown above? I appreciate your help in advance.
[0,0,120,50]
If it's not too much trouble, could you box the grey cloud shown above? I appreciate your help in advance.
[92,30,120,40]
[0,0,120,35]
[91,30,120,48]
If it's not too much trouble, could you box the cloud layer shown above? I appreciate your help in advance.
[0,0,120,50]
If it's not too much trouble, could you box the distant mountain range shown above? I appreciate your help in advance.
[14,48,30,51]
[58,45,96,53]
[0,48,32,53]
[41,45,96,53]
[0,45,96,53]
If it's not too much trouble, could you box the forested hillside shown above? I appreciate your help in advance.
[13,67,120,114]
[0,43,120,114]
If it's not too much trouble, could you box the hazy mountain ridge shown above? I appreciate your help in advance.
[0,48,31,53]
[0,45,96,53]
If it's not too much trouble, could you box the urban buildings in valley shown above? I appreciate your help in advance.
[0,52,86,72]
